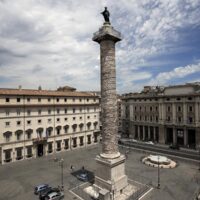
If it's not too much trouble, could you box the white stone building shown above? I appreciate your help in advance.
[121,83,200,149]
[0,86,100,164]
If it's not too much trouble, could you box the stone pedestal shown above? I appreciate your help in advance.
[95,155,128,199]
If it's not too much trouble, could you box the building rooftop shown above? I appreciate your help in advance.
[0,88,98,97]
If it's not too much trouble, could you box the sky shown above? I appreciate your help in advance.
[0,0,200,94]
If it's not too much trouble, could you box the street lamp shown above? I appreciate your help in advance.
[157,155,160,189]
[59,158,64,190]
[198,145,200,171]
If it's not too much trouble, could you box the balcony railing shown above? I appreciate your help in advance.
[32,137,47,144]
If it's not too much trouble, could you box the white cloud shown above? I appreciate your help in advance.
[149,62,200,85]
[0,0,199,92]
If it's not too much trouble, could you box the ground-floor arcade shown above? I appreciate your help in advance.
[127,121,200,149]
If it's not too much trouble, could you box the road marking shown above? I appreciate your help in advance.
[69,190,84,200]
[139,187,153,200]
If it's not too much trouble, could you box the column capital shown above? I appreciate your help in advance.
[93,23,122,43]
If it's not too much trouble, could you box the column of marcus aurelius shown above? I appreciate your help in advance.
[92,11,129,200]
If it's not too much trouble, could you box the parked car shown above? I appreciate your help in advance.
[39,187,60,200]
[34,184,49,195]
[45,191,64,200]
[169,144,180,150]
[76,172,88,182]
[145,141,154,145]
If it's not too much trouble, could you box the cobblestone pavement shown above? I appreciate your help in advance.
[0,144,199,200]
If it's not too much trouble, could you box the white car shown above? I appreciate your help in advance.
[45,192,64,200]
[145,141,154,145]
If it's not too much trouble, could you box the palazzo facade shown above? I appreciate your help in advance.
[0,86,100,164]
[121,83,200,149]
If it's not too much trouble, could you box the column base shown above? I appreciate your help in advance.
[94,154,128,199]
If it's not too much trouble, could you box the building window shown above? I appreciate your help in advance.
[48,143,53,153]
[17,121,21,126]
[150,116,152,121]
[80,116,82,120]
[17,110,21,115]
[57,109,60,114]
[57,129,60,135]
[64,109,67,114]
[73,117,76,120]
[48,98,51,102]
[56,141,61,150]
[155,106,158,111]
[48,119,52,123]
[167,116,171,121]
[135,106,137,111]
[27,120,31,125]
[16,133,21,141]
[79,98,82,102]
[57,118,60,122]
[56,98,59,102]
[4,150,11,162]
[188,97,192,100]
[64,98,67,102]
[16,148,23,159]
[94,98,96,102]
[167,106,171,112]
[188,117,193,123]
[26,146,32,157]
[6,98,10,102]
[176,97,181,101]
[150,107,152,111]
[5,135,11,142]
[87,99,89,102]
[17,98,20,102]
[26,110,31,116]
[38,119,42,124]
[73,108,76,113]
[27,132,32,140]
[178,117,182,122]
[87,116,90,119]
[64,118,68,121]
[156,116,158,122]
[87,135,91,144]
[64,139,69,149]
[80,108,82,113]
[27,98,30,102]
[5,110,9,116]
[178,106,181,112]
[73,98,75,102]
[5,122,10,127]
[48,109,51,114]
[189,106,193,112]
[38,110,41,115]
[38,98,41,102]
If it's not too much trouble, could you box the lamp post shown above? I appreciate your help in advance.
[59,158,64,190]
[198,145,200,171]
[157,155,160,189]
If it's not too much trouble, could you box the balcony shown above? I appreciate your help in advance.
[32,137,47,144]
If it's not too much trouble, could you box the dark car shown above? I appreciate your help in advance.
[39,187,60,200]
[76,172,88,182]
[169,144,180,150]
[34,184,49,195]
